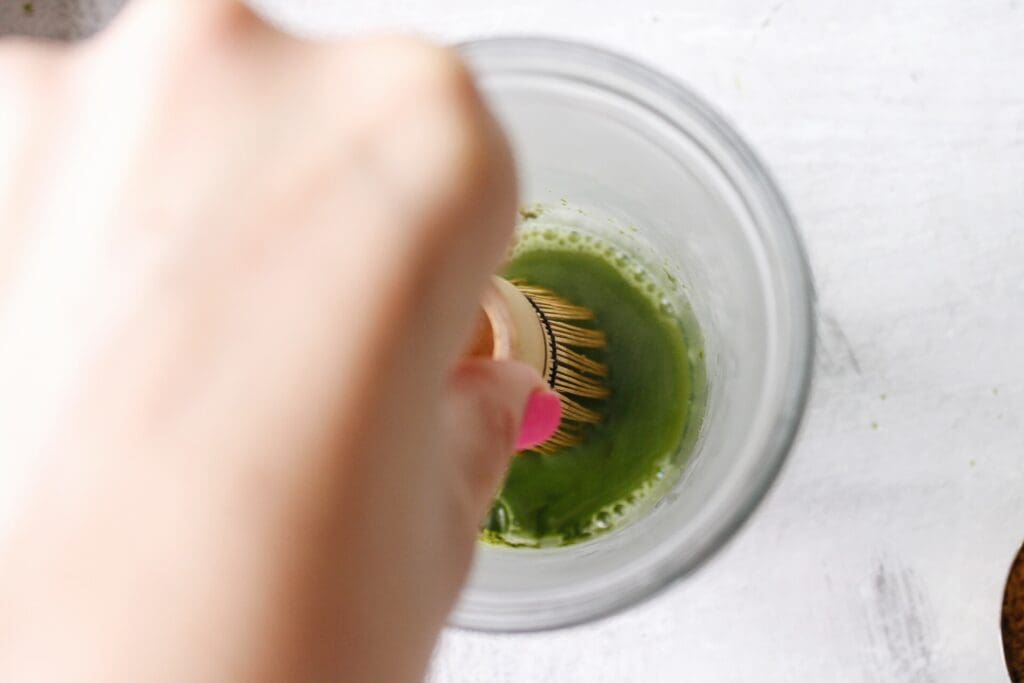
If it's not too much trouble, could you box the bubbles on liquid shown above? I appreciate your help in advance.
[516,225,684,328]
[593,511,612,530]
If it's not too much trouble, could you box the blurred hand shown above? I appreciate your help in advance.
[0,3,550,681]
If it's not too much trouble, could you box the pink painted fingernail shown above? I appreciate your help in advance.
[516,389,562,451]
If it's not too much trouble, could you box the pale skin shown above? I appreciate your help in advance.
[0,2,550,681]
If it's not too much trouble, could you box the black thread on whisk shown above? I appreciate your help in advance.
[522,292,559,388]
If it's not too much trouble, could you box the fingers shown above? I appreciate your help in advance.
[400,71,519,372]
[329,38,519,377]
[255,36,519,405]
[443,359,560,520]
[107,0,268,49]
[107,2,516,382]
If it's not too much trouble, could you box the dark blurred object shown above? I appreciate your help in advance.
[1004,542,1024,682]
[0,0,127,40]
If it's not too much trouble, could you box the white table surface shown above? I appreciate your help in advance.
[3,1,1023,680]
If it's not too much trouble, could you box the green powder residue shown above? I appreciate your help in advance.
[518,204,544,221]
[483,227,702,547]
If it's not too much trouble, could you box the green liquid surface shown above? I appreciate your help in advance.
[483,230,699,547]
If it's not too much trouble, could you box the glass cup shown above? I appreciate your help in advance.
[454,37,815,631]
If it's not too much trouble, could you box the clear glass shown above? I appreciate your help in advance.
[454,38,815,632]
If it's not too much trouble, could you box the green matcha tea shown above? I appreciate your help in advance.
[482,227,703,547]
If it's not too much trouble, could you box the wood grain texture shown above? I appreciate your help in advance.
[2,1,1023,680]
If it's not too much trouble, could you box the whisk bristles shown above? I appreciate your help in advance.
[512,281,609,454]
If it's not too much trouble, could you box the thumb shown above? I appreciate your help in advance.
[444,359,562,520]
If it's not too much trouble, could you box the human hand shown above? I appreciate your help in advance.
[0,3,555,681]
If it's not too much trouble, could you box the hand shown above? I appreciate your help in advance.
[0,3,553,681]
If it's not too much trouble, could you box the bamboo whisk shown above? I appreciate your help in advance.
[471,277,609,453]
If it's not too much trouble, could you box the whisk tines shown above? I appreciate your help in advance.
[511,281,609,454]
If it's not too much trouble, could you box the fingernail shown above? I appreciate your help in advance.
[516,389,562,451]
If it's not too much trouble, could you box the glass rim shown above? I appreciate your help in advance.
[454,36,816,632]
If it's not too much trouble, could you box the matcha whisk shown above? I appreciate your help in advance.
[470,277,609,453]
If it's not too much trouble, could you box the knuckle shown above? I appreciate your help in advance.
[128,1,264,41]
[96,1,271,76]
[334,37,507,240]
[348,36,473,96]
[342,36,487,157]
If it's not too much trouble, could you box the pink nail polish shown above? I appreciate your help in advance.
[516,390,563,451]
